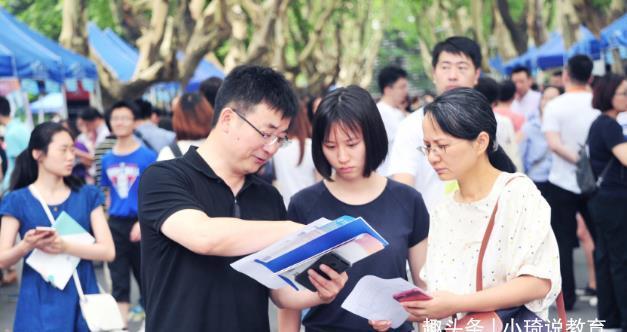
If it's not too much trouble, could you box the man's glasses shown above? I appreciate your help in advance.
[232,109,290,148]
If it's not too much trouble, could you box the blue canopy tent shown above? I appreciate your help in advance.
[2,9,97,80]
[88,23,136,81]
[489,55,506,75]
[0,9,64,82]
[534,31,565,70]
[503,47,538,75]
[0,43,16,77]
[568,26,602,60]
[601,13,627,48]
[88,22,224,92]
[0,8,97,81]
[536,27,602,70]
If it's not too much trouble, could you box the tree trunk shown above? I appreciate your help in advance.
[179,0,231,88]
[570,0,606,36]
[470,0,490,71]
[527,0,547,46]
[559,0,580,49]
[496,0,528,54]
[492,1,519,61]
[59,0,88,55]
[109,0,144,42]
[134,0,170,78]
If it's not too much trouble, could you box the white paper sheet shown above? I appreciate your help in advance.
[341,275,417,329]
[25,212,95,290]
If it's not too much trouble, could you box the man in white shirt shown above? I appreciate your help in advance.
[388,36,481,209]
[511,66,541,118]
[542,54,599,310]
[376,65,409,175]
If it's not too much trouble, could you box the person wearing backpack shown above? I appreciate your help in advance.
[157,93,214,161]
[541,55,600,310]
[133,99,175,153]
[587,74,627,331]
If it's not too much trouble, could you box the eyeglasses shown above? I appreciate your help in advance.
[110,116,134,123]
[232,109,290,148]
[417,141,462,156]
[418,145,448,156]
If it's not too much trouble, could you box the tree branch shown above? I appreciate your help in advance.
[297,0,339,65]
[496,0,528,54]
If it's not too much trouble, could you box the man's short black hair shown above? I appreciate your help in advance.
[199,76,223,107]
[377,65,408,94]
[106,100,141,121]
[432,36,482,69]
[553,70,562,77]
[213,65,298,126]
[474,77,500,105]
[567,54,593,84]
[511,66,531,77]
[134,98,153,119]
[79,107,103,121]
[498,80,516,102]
[311,85,388,180]
[0,96,10,117]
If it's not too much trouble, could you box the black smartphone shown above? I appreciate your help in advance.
[294,252,351,292]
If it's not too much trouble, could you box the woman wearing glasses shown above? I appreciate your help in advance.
[278,85,429,332]
[371,88,561,330]
[403,88,561,321]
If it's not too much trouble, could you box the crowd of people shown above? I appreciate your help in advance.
[0,34,625,332]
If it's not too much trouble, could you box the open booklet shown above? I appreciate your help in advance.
[231,216,388,290]
[25,211,95,290]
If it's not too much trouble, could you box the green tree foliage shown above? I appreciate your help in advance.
[1,0,62,39]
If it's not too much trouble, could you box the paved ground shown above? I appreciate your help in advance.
[0,249,600,331]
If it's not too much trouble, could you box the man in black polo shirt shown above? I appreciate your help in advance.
[138,65,347,332]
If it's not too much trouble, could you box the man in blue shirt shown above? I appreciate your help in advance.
[101,100,157,326]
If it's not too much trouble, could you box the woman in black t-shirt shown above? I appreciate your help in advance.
[588,74,627,331]
[277,86,429,332]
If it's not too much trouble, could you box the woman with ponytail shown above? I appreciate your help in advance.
[0,122,115,331]
[370,88,561,331]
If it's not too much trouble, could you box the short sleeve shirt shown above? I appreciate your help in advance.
[288,180,429,332]
[388,109,447,209]
[542,92,599,193]
[376,101,405,176]
[588,114,627,197]
[101,145,156,218]
[0,185,103,331]
[138,147,287,332]
[421,173,561,320]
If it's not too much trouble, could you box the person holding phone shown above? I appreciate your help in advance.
[371,88,561,331]
[278,85,429,332]
[0,122,115,331]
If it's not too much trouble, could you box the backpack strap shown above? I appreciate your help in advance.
[169,140,183,158]
[134,130,156,151]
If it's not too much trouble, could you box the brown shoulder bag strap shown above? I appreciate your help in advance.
[475,175,567,332]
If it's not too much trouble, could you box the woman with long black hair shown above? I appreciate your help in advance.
[0,122,115,331]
